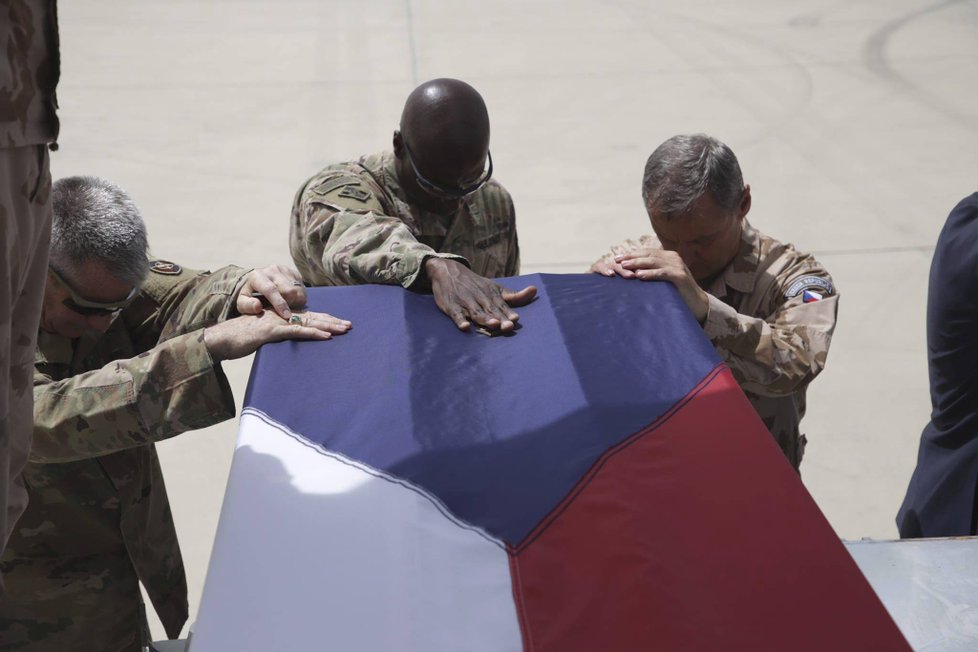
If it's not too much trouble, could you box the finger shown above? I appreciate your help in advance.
[614,247,655,262]
[236,294,263,315]
[619,256,660,270]
[635,268,682,283]
[483,301,514,331]
[473,287,512,328]
[268,269,307,309]
[272,324,333,342]
[292,325,333,340]
[281,281,307,309]
[501,285,537,308]
[595,261,635,279]
[306,311,352,328]
[590,260,616,277]
[443,306,471,331]
[467,301,501,330]
[301,312,353,334]
[251,275,292,320]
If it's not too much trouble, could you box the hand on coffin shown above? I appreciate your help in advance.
[616,249,709,323]
[204,310,352,361]
[424,258,536,333]
[236,264,307,320]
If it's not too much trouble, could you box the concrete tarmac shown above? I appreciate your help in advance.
[51,0,978,639]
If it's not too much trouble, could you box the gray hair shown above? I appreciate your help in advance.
[50,176,149,286]
[641,134,745,219]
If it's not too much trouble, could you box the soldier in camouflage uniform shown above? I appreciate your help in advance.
[291,78,536,334]
[0,176,351,651]
[1,0,59,577]
[591,134,838,470]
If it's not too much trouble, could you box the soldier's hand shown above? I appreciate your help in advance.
[203,310,352,362]
[424,258,536,333]
[590,255,636,279]
[616,249,709,323]
[236,265,307,320]
[591,242,649,279]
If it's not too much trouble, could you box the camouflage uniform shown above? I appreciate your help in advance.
[598,221,838,468]
[0,262,248,651]
[0,0,60,578]
[290,151,520,288]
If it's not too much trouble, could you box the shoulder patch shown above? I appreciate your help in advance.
[337,185,372,202]
[310,176,362,197]
[785,276,834,299]
[149,260,183,275]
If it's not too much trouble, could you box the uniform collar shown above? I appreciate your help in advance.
[706,220,760,298]
[379,150,466,228]
[380,151,407,203]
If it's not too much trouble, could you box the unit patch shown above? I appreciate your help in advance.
[337,185,372,202]
[311,177,360,197]
[785,276,834,299]
[149,260,182,275]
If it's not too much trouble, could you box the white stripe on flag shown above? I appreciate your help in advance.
[192,411,522,651]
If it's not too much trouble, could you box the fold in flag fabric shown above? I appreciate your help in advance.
[192,274,909,651]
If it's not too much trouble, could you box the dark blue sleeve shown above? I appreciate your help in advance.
[898,192,978,537]
[926,192,978,438]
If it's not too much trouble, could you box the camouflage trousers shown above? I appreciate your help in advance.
[0,557,146,651]
[0,146,51,591]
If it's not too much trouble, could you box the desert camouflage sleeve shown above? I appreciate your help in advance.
[290,174,465,289]
[29,265,249,463]
[703,263,838,397]
[30,330,234,463]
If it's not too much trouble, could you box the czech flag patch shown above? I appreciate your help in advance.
[803,290,823,303]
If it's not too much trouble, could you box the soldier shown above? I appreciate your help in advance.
[0,176,351,650]
[591,134,838,470]
[290,78,536,333]
[0,0,59,578]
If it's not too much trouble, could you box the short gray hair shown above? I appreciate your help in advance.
[641,134,745,219]
[50,176,149,286]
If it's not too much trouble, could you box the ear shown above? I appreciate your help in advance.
[392,130,404,157]
[738,184,752,220]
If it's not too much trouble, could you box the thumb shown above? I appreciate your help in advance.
[502,285,537,307]
[236,294,263,315]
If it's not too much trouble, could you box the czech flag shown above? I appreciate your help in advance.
[192,274,908,651]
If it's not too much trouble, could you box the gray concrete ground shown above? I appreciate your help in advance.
[51,0,978,639]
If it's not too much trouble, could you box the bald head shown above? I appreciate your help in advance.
[393,79,493,212]
[400,78,490,157]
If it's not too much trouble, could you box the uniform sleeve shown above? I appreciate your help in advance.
[290,175,465,288]
[155,265,249,341]
[703,267,839,397]
[30,330,235,463]
[124,264,249,349]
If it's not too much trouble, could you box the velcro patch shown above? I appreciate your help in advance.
[337,185,372,202]
[310,177,361,197]
[786,276,834,299]
[149,260,182,275]
[475,232,503,250]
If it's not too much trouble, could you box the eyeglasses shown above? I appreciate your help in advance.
[50,267,138,317]
[403,141,493,199]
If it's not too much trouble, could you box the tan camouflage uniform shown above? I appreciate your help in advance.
[290,151,520,288]
[598,221,838,469]
[0,0,60,580]
[0,262,248,651]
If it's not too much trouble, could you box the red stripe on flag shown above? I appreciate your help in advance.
[509,367,909,652]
